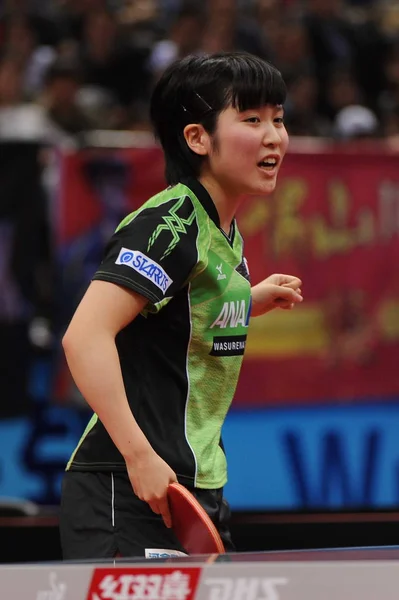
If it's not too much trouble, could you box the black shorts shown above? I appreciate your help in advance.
[59,470,235,560]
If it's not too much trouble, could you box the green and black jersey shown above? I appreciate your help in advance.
[66,178,252,489]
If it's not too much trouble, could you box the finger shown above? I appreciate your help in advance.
[282,286,302,297]
[148,501,161,516]
[275,299,294,308]
[282,278,302,290]
[280,302,295,310]
[158,498,172,529]
[274,286,302,303]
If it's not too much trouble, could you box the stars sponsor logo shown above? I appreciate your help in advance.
[115,247,173,293]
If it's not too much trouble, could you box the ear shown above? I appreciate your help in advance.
[183,123,210,156]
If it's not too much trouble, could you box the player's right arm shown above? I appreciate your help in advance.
[64,193,199,526]
[62,279,176,527]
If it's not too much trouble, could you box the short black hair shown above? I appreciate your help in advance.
[150,52,287,185]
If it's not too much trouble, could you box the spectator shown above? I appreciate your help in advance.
[202,0,267,58]
[333,103,380,139]
[303,0,358,113]
[0,16,57,98]
[54,0,109,45]
[41,59,95,137]
[0,139,52,417]
[254,0,289,62]
[148,2,206,80]
[0,55,48,142]
[268,19,315,83]
[77,8,151,108]
[382,104,399,137]
[351,11,390,112]
[324,66,365,119]
[285,72,332,136]
[378,42,399,117]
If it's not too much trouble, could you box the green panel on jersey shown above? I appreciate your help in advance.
[66,413,98,470]
[182,185,251,487]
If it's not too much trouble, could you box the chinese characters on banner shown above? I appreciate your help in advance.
[87,567,201,600]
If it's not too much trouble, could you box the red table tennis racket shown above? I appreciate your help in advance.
[167,482,226,555]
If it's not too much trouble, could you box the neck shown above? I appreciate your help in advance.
[198,174,243,234]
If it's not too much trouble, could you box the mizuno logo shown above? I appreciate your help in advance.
[216,263,226,280]
[147,197,196,260]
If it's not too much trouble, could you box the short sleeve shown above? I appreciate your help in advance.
[92,196,199,307]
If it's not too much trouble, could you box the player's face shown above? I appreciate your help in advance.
[207,104,289,197]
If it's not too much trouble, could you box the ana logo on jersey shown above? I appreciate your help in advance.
[115,247,173,293]
[209,299,251,356]
[210,299,250,329]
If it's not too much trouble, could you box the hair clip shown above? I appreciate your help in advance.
[181,93,213,118]
[194,91,213,112]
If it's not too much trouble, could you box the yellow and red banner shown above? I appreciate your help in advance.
[235,147,399,405]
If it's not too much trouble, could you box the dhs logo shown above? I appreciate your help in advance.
[203,576,288,600]
[115,247,173,293]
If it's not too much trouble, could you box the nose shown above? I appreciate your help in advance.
[262,122,283,148]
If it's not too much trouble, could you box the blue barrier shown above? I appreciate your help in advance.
[1,401,399,511]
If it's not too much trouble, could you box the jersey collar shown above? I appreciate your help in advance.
[181,177,220,228]
[181,177,236,245]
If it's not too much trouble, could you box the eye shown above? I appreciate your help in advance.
[274,116,285,125]
[245,116,260,123]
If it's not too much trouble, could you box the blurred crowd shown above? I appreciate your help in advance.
[0,0,399,420]
[0,0,399,144]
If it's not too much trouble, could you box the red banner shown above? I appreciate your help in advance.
[86,567,201,600]
[236,148,399,405]
[56,144,399,406]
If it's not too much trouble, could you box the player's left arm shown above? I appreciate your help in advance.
[250,274,303,317]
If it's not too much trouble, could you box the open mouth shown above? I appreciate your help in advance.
[257,158,278,170]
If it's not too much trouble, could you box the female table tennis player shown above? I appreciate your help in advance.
[59,51,303,559]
